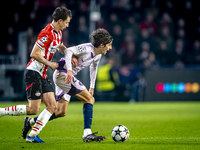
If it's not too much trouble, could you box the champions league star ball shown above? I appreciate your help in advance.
[111,125,130,142]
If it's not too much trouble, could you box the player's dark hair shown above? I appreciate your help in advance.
[90,28,113,48]
[52,6,72,22]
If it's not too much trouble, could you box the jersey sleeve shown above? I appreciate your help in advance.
[35,31,52,50]
[64,46,76,71]
[64,45,86,71]
[90,55,102,89]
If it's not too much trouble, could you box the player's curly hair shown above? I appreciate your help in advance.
[52,6,72,22]
[90,28,113,48]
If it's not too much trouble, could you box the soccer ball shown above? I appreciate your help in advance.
[111,125,130,142]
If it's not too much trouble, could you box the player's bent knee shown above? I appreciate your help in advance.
[86,96,95,104]
[46,105,56,112]
[46,101,57,109]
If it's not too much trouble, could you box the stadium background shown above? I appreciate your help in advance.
[1,0,200,102]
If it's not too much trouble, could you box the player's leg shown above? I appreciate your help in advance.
[0,99,41,117]
[26,92,56,143]
[26,78,56,143]
[54,72,95,138]
[23,97,69,141]
[0,104,27,117]
[45,70,70,119]
[56,72,105,142]
[21,100,41,139]
[0,70,42,117]
[29,98,70,124]
[75,89,105,142]
[75,89,94,135]
[23,98,69,139]
[25,70,43,115]
[52,83,71,118]
[55,98,69,117]
[29,92,56,137]
[23,72,71,139]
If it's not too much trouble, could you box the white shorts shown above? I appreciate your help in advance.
[53,70,86,102]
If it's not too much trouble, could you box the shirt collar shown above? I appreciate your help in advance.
[50,23,58,34]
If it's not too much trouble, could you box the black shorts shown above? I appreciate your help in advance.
[24,69,54,100]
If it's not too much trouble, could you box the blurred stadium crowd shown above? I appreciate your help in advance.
[2,0,200,101]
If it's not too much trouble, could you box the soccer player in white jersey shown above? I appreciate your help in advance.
[0,7,77,143]
[24,28,113,142]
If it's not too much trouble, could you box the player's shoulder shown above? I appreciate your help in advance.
[77,43,94,52]
[81,43,93,48]
[38,23,54,39]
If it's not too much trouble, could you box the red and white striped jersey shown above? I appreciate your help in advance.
[26,23,62,79]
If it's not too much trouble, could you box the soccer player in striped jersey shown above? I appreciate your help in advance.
[24,28,113,142]
[0,7,76,143]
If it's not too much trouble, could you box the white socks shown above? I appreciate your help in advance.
[0,105,26,116]
[29,109,52,137]
[83,128,92,137]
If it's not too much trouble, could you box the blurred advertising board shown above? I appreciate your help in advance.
[144,69,200,101]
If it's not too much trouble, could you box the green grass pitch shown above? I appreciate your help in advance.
[0,101,200,150]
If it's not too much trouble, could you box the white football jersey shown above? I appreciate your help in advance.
[57,43,102,88]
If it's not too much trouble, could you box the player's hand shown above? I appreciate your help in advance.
[49,62,59,71]
[89,88,94,96]
[71,55,79,67]
[65,70,72,84]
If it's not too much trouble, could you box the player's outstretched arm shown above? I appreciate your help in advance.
[89,56,101,91]
[57,43,67,55]
[30,44,58,70]
[58,43,79,67]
